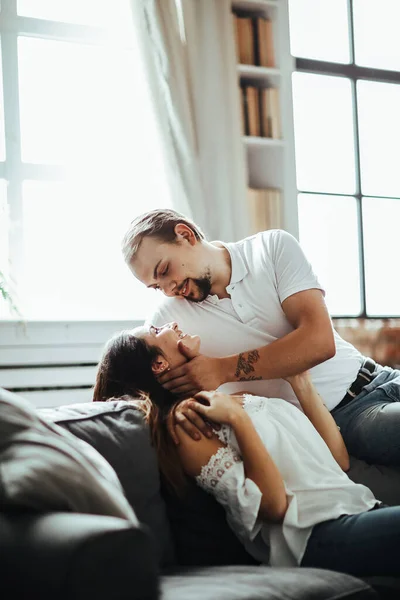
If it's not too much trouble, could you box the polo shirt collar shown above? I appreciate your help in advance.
[220,241,248,287]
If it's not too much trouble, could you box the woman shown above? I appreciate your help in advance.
[93,322,400,577]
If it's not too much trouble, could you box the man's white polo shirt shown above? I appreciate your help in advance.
[146,230,362,410]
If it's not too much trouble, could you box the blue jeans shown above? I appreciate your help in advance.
[301,505,400,577]
[332,366,400,465]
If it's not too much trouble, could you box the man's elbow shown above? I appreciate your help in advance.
[303,321,336,364]
[316,332,336,362]
[321,343,336,362]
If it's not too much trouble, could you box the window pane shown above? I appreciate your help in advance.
[18,37,145,167]
[0,43,5,161]
[0,179,8,276]
[353,0,400,72]
[358,80,400,197]
[298,193,361,316]
[0,180,10,318]
[363,196,400,316]
[292,73,356,194]
[20,181,168,320]
[17,0,131,28]
[16,25,172,321]
[288,0,350,63]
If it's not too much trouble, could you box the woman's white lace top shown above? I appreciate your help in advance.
[195,395,377,567]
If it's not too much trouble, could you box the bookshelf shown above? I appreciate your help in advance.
[238,64,281,87]
[231,0,298,237]
[244,136,284,147]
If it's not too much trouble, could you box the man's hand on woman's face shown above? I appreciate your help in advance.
[158,343,225,398]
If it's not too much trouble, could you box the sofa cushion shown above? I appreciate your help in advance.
[0,388,136,524]
[43,399,258,568]
[0,511,159,600]
[161,565,377,600]
[40,400,175,567]
[162,478,259,566]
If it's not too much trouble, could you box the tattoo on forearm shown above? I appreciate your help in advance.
[235,350,261,380]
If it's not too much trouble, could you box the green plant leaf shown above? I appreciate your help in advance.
[0,269,22,318]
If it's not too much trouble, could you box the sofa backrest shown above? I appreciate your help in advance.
[40,399,258,569]
[40,400,175,568]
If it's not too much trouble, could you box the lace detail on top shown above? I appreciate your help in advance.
[242,394,266,414]
[196,445,241,491]
[213,424,230,445]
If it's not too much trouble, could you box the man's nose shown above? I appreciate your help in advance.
[162,280,177,297]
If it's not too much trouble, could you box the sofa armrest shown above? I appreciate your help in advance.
[0,511,159,600]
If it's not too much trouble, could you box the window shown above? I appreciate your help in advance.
[0,0,171,321]
[289,0,400,317]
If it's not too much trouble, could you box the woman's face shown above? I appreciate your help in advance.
[135,322,201,371]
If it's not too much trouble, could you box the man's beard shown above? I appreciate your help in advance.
[188,270,212,302]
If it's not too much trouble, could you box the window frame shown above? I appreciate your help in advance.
[0,0,145,349]
[1,0,121,298]
[293,0,400,319]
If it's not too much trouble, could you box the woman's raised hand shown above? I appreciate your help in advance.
[168,392,245,445]
[189,391,244,426]
[284,370,312,389]
[167,397,214,445]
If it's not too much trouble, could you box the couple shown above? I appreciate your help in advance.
[93,208,400,577]
[93,320,400,577]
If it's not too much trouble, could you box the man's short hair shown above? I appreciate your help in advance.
[122,209,205,265]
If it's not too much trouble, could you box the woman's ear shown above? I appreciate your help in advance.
[151,355,170,376]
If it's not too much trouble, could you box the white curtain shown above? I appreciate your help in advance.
[130,0,250,241]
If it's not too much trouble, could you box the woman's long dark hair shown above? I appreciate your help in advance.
[93,330,187,494]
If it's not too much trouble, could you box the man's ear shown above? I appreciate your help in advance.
[174,223,197,246]
[151,355,170,375]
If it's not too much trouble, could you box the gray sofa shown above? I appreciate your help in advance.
[0,397,391,599]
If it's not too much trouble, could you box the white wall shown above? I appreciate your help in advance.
[0,319,142,407]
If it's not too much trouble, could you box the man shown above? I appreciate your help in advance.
[122,209,400,500]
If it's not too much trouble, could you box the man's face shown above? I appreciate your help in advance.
[131,234,212,302]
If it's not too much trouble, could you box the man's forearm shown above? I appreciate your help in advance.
[221,326,335,384]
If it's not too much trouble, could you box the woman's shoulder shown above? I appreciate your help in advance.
[174,425,226,478]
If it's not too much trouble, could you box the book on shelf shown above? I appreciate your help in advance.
[256,18,275,68]
[240,86,281,139]
[240,87,249,136]
[233,15,254,64]
[246,86,261,137]
[260,87,281,139]
[233,13,275,68]
[248,188,282,234]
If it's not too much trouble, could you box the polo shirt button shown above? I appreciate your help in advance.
[238,303,243,308]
